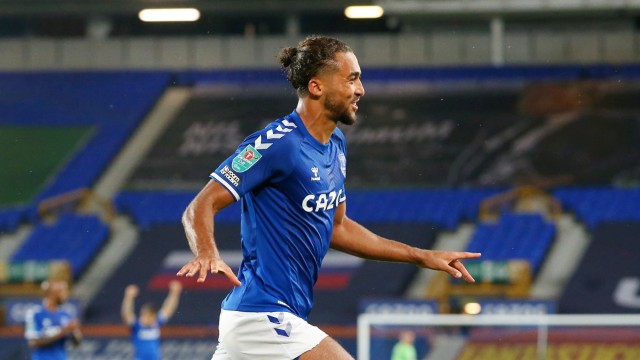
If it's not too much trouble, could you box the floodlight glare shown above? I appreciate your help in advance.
[139,8,201,22]
[463,302,482,315]
[344,5,384,19]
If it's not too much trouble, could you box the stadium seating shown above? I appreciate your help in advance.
[347,188,502,229]
[0,72,171,205]
[465,212,556,273]
[553,187,640,229]
[11,214,109,277]
[115,191,241,228]
[0,206,24,234]
[116,188,503,229]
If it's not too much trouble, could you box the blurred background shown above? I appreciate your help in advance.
[1,0,640,359]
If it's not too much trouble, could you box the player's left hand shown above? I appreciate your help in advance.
[416,250,481,283]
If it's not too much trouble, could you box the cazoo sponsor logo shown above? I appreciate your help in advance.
[302,190,344,213]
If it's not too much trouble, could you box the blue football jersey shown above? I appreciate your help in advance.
[211,110,347,319]
[131,315,166,360]
[24,305,74,360]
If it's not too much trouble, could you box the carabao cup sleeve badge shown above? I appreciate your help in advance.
[232,145,263,172]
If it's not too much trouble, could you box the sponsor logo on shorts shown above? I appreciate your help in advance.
[232,145,262,172]
[220,165,240,187]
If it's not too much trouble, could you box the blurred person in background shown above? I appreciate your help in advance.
[25,279,82,360]
[121,280,183,360]
[391,330,417,360]
[178,35,480,360]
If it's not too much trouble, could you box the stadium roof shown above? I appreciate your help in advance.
[2,0,639,16]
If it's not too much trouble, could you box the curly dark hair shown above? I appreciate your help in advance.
[278,35,353,97]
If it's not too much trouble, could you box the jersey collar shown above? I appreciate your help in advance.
[288,109,330,151]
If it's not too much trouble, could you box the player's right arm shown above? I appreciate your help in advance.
[178,180,241,285]
[121,284,139,326]
[179,120,296,285]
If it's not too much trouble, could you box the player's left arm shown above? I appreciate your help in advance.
[159,280,182,320]
[329,202,480,283]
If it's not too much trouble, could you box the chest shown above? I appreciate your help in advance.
[136,325,161,341]
[38,312,69,334]
[283,141,346,213]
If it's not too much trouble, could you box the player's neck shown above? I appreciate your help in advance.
[296,99,336,144]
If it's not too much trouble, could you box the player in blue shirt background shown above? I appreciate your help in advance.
[121,280,182,360]
[25,279,82,360]
[178,35,481,359]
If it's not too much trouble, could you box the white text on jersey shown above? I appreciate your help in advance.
[302,190,344,212]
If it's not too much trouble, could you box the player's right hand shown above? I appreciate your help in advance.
[177,254,242,286]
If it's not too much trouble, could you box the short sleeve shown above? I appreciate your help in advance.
[210,125,296,201]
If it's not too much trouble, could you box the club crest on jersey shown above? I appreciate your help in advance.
[232,145,262,172]
[338,153,347,177]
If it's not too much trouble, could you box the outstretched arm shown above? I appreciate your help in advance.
[330,202,481,282]
[121,284,139,326]
[159,280,183,320]
[178,180,241,285]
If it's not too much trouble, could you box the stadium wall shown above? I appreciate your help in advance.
[0,29,639,70]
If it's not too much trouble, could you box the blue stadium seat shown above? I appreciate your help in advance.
[11,214,109,277]
[115,188,503,229]
[554,187,640,229]
[116,191,242,228]
[0,206,24,233]
[465,212,555,273]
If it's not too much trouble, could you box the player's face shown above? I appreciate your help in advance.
[140,309,157,326]
[46,281,69,305]
[323,52,364,125]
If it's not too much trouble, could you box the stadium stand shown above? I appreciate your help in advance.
[116,188,502,230]
[11,214,109,277]
[465,213,556,273]
[554,187,640,229]
[2,0,640,356]
[0,206,23,234]
[115,191,241,229]
[0,65,638,359]
[0,72,170,210]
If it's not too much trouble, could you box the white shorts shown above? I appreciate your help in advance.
[211,309,328,360]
